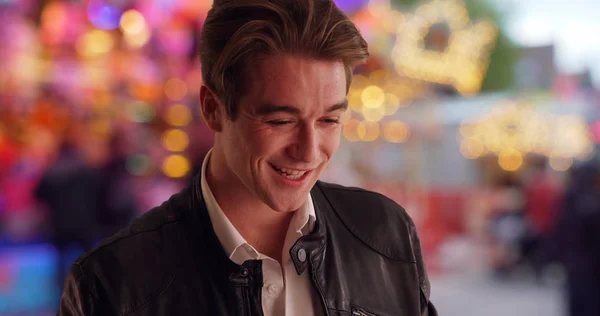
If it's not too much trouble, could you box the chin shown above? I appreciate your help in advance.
[266,194,307,213]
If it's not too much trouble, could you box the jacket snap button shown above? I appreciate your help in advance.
[297,248,307,262]
[240,268,249,277]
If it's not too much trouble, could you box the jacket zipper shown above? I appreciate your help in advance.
[308,263,330,316]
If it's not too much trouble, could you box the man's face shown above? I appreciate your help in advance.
[217,54,347,212]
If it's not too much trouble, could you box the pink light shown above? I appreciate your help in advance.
[592,121,600,144]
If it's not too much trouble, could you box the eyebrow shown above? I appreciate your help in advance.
[255,100,348,116]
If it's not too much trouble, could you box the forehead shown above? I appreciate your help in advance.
[241,54,347,112]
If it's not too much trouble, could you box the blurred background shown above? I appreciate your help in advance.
[1,0,599,315]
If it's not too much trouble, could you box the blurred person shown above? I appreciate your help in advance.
[522,157,561,279]
[96,128,138,239]
[35,126,106,292]
[58,1,437,316]
[489,173,527,277]
[554,161,600,316]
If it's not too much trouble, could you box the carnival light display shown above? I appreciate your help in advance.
[343,70,424,142]
[459,100,594,171]
[342,0,499,143]
[391,0,497,96]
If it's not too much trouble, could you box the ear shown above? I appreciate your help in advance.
[199,84,223,132]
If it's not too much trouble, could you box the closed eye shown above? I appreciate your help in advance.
[321,118,340,125]
[267,120,293,126]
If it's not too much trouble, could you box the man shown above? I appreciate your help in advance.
[59,0,437,315]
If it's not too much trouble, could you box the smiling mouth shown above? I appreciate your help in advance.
[269,163,309,180]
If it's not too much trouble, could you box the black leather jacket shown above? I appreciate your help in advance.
[59,175,437,316]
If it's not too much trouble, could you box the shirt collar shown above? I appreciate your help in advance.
[200,149,316,264]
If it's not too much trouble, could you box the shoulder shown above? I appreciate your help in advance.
[69,188,191,311]
[314,181,418,262]
[76,187,187,266]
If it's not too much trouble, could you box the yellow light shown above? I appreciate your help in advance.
[383,93,400,115]
[392,0,497,95]
[460,137,485,159]
[383,120,410,143]
[124,26,151,48]
[549,156,573,172]
[162,155,190,178]
[362,106,385,122]
[358,121,380,141]
[367,0,391,17]
[165,104,192,127]
[348,88,364,113]
[120,10,146,35]
[164,78,188,101]
[361,85,385,109]
[498,149,523,171]
[383,11,405,34]
[343,119,361,142]
[161,129,189,152]
[76,30,114,57]
[415,3,439,23]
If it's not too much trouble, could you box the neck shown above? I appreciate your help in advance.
[206,148,294,262]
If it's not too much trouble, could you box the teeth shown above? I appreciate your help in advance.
[271,164,307,179]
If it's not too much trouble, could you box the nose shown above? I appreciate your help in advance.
[288,123,319,163]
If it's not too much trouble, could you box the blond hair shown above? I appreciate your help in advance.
[199,0,369,119]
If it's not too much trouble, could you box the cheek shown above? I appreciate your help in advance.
[320,128,341,157]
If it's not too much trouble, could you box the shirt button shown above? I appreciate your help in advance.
[267,284,278,295]
[240,268,249,277]
[297,248,307,262]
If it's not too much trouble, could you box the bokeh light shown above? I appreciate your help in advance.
[357,121,380,141]
[128,83,162,102]
[124,26,152,48]
[162,154,190,178]
[362,106,385,122]
[383,93,401,116]
[120,10,147,35]
[76,30,114,58]
[164,78,188,101]
[498,149,523,171]
[87,1,123,30]
[343,119,361,142]
[361,85,385,109]
[165,104,193,127]
[161,129,190,152]
[549,155,573,172]
[41,2,68,45]
[391,0,497,96]
[383,120,411,143]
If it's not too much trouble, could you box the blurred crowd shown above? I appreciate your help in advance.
[0,0,213,245]
[481,157,600,315]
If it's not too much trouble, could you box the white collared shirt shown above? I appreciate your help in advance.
[200,150,319,316]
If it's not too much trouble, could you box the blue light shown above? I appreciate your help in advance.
[334,0,369,14]
[87,1,123,30]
